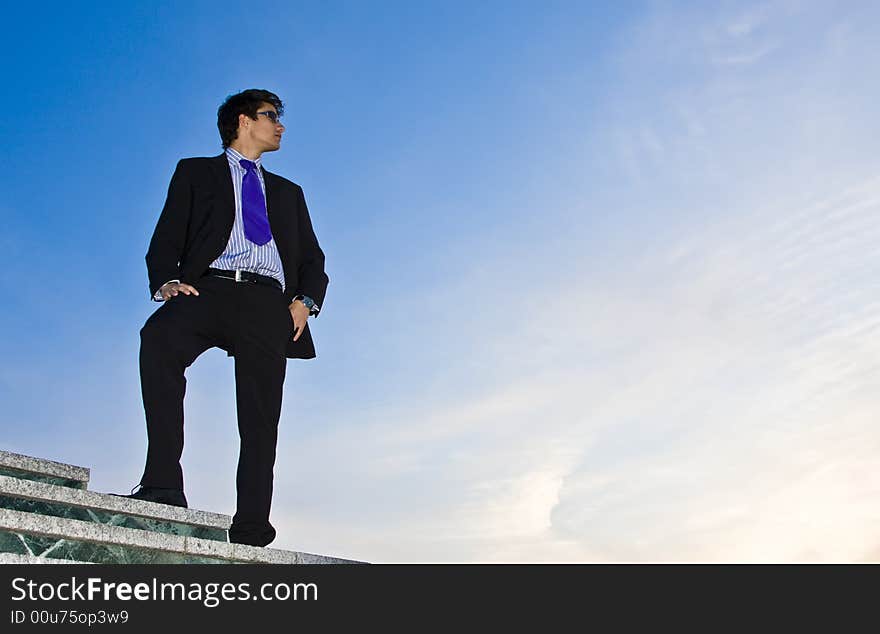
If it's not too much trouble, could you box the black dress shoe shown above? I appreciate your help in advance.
[111,485,188,508]
[229,521,276,547]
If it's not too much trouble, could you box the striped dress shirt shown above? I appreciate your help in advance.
[211,146,286,290]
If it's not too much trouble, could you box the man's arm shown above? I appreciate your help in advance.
[291,185,329,315]
[145,160,192,299]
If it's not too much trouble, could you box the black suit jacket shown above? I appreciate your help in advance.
[145,153,329,359]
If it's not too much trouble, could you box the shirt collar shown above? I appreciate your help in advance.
[226,146,262,169]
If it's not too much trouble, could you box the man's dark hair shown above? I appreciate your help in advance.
[217,89,284,150]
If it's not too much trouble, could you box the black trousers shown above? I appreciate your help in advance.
[138,273,292,546]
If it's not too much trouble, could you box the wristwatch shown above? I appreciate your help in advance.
[293,295,319,316]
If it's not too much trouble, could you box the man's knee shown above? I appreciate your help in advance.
[139,311,186,355]
[140,313,168,346]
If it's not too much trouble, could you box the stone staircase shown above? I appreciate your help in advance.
[0,449,362,564]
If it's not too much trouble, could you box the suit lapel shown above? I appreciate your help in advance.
[210,153,236,235]
[261,166,294,284]
[261,166,276,221]
[261,167,285,241]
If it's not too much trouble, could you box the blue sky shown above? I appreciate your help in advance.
[2,1,879,562]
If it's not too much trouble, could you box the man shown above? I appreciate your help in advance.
[121,89,329,547]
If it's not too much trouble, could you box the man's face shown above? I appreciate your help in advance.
[240,101,285,152]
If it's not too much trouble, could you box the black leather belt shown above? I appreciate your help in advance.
[205,267,282,291]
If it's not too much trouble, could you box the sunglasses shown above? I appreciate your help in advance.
[256,110,282,124]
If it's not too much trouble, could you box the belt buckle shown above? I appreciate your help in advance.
[234,269,243,282]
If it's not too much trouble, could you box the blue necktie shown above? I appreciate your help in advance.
[239,159,272,246]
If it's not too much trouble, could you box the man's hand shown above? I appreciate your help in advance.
[289,299,310,341]
[160,282,199,301]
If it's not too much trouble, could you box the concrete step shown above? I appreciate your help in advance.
[0,508,363,564]
[0,450,89,489]
[0,475,230,542]
[0,552,93,564]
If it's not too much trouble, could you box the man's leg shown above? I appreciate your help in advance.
[138,285,226,490]
[228,285,290,546]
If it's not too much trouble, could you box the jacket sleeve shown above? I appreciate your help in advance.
[293,185,329,315]
[145,160,192,299]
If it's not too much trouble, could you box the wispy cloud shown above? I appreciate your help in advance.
[256,1,880,562]
[257,160,880,561]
